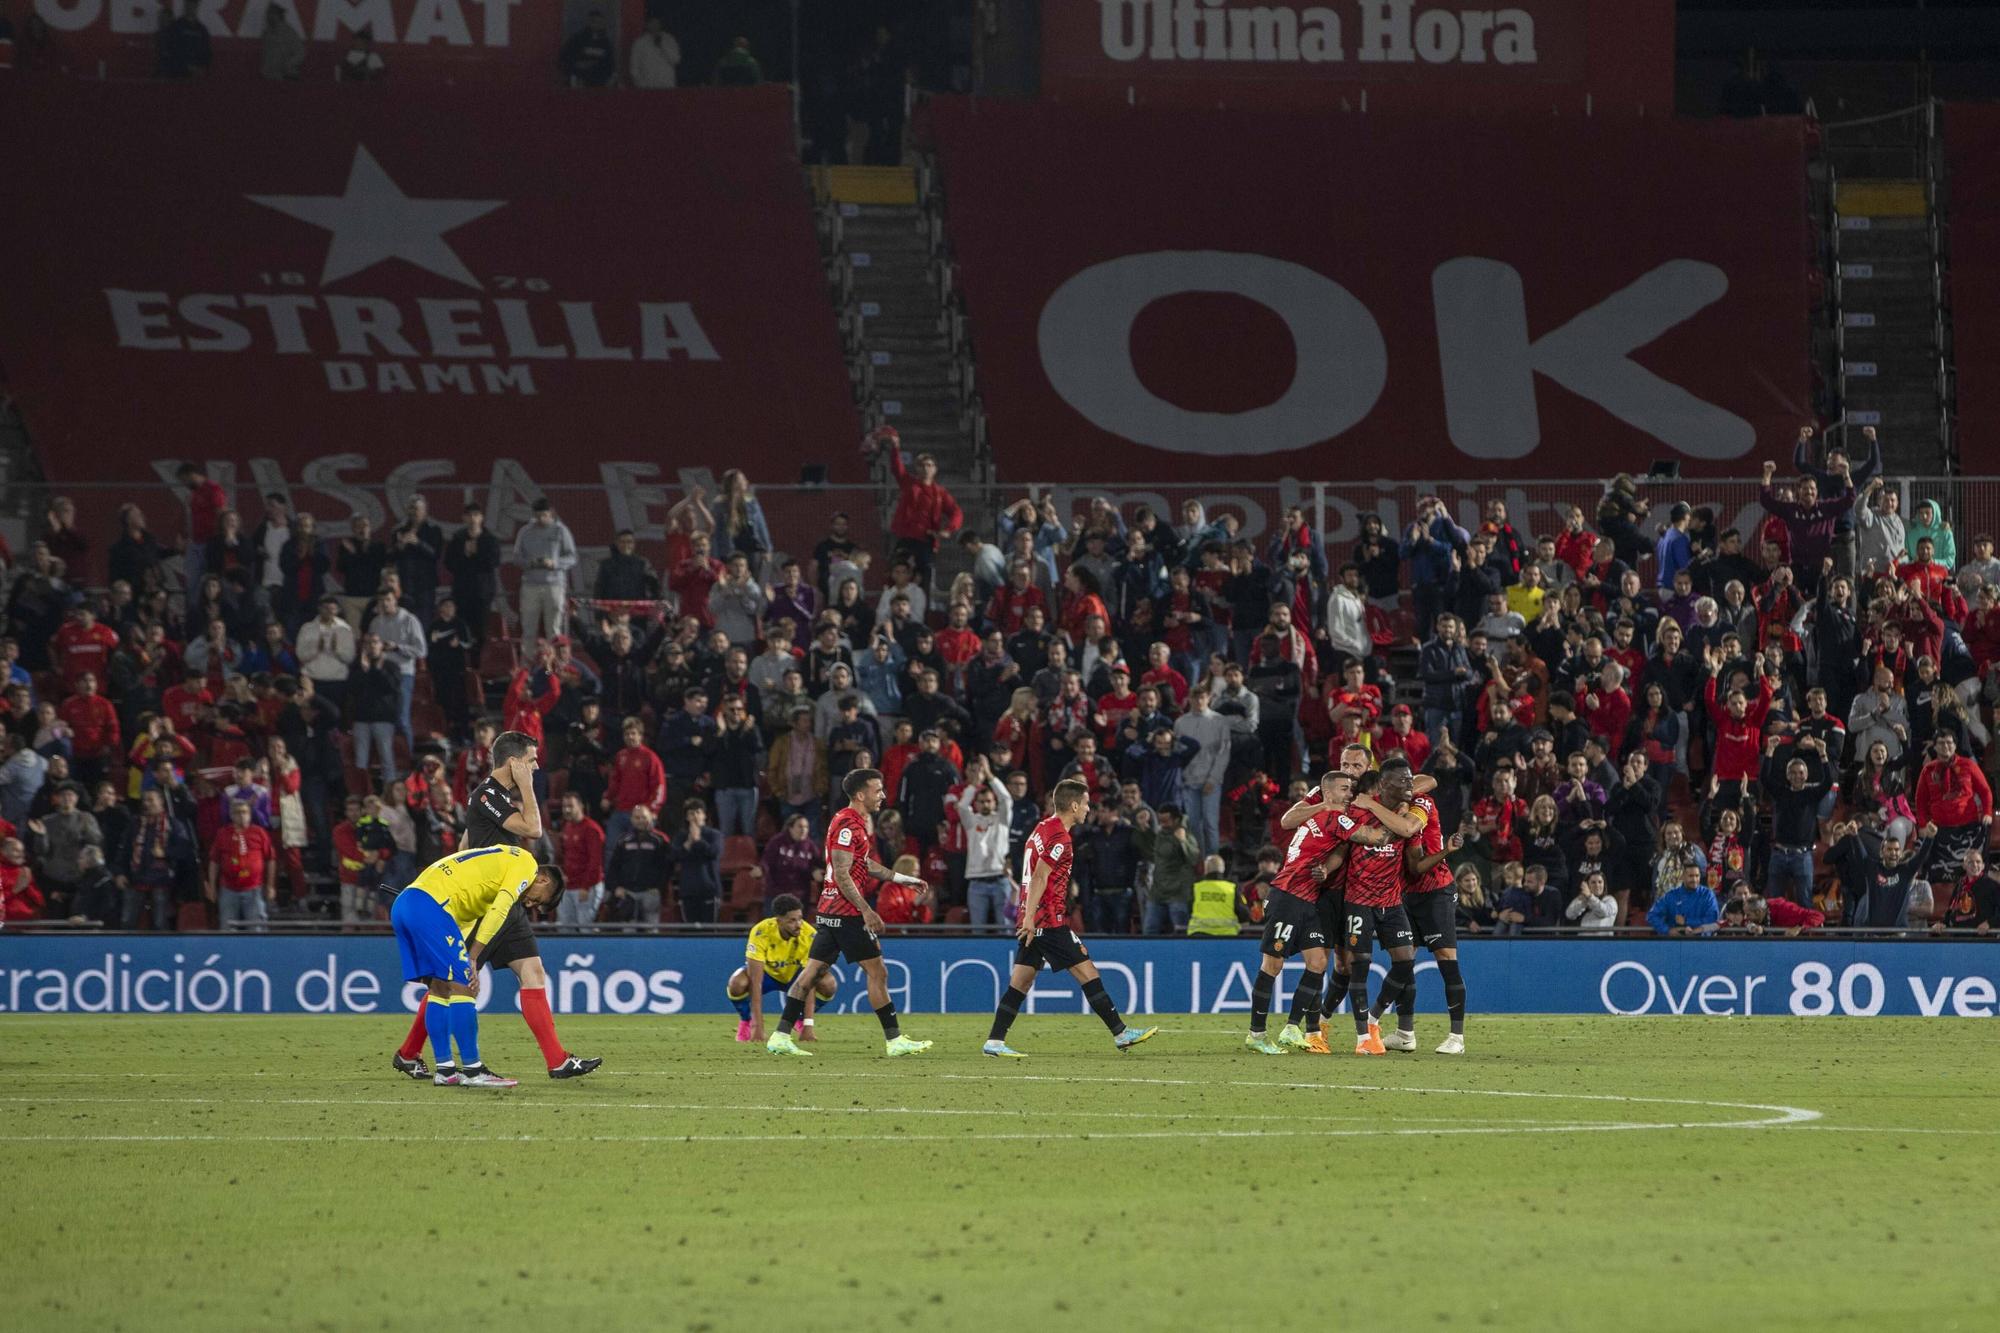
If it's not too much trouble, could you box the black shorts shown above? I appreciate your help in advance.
[478,908,541,969]
[808,912,882,964]
[1316,888,1346,943]
[1403,890,1457,953]
[1016,925,1090,973]
[1259,889,1329,958]
[1343,902,1414,956]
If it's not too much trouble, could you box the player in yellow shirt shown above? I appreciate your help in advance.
[728,894,839,1043]
[391,844,564,1088]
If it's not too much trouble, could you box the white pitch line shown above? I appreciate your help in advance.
[0,1120,1812,1145]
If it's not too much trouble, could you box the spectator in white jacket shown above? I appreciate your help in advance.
[296,596,356,712]
[1324,563,1371,670]
[629,16,681,88]
[1564,869,1620,935]
[955,763,1014,926]
[1173,685,1232,855]
[366,591,428,745]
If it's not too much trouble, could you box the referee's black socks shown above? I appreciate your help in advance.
[777,994,807,1035]
[1249,969,1276,1035]
[1080,976,1126,1036]
[1287,970,1324,1028]
[988,986,1027,1042]
[1438,957,1467,1035]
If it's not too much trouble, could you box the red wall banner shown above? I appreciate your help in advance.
[1948,103,2000,472]
[0,81,862,567]
[14,0,641,84]
[1043,0,1674,115]
[925,97,1810,482]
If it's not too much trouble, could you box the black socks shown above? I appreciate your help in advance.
[1080,977,1126,1036]
[1438,957,1467,1036]
[988,986,1027,1042]
[778,993,806,1035]
[1287,970,1324,1027]
[1250,969,1276,1035]
[875,1002,900,1040]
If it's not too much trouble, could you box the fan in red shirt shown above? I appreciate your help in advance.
[1473,770,1529,863]
[1576,663,1632,757]
[985,564,1048,636]
[1914,731,1995,872]
[982,778,1156,1057]
[602,716,666,831]
[1703,660,1777,790]
[52,607,120,688]
[555,793,606,924]
[57,673,121,783]
[874,428,963,581]
[766,768,931,1056]
[1376,705,1432,771]
[206,800,275,921]
[0,840,44,921]
[1139,642,1189,709]
[668,532,724,629]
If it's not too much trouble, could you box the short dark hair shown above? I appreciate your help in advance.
[1157,803,1183,820]
[491,730,537,768]
[684,797,706,816]
[772,894,804,917]
[1378,756,1412,779]
[539,862,566,895]
[843,768,883,798]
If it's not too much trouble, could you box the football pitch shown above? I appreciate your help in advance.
[4,1014,1996,1332]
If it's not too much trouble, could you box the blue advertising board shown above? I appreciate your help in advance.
[1,935,1997,1017]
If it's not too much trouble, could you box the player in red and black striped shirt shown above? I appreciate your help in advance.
[983,778,1158,1057]
[767,768,933,1057]
[1335,760,1427,1054]
[1378,788,1471,1055]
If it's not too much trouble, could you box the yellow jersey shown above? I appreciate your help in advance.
[745,916,815,985]
[411,844,540,947]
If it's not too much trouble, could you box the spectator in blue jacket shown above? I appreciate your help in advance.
[1401,496,1468,638]
[1647,861,1722,936]
[1125,726,1199,811]
[1417,613,1474,749]
[658,687,716,810]
[855,635,906,718]
[669,799,724,923]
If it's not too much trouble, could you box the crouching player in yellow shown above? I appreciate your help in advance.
[391,844,565,1088]
[729,894,839,1043]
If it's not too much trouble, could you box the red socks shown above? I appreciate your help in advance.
[398,995,429,1060]
[520,987,567,1069]
[401,988,566,1071]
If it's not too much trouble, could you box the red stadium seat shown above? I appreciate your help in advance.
[719,836,758,877]
[728,869,764,921]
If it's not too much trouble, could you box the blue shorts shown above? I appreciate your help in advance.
[392,888,471,986]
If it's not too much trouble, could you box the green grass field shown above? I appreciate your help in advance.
[4,1013,1996,1332]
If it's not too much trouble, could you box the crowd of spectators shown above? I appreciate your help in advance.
[3,424,1998,938]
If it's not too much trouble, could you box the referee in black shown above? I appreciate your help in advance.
[392,729,602,1079]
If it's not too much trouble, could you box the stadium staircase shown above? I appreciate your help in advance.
[1822,105,1954,472]
[812,162,992,592]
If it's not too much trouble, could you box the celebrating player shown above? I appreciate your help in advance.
[389,842,564,1088]
[1245,770,1392,1055]
[729,893,838,1042]
[391,730,601,1081]
[767,768,933,1057]
[1383,784,1469,1054]
[983,778,1158,1057]
[1335,760,1426,1055]
[1281,742,1431,1051]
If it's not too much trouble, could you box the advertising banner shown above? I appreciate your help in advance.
[4,936,1995,1018]
[1949,103,2000,472]
[12,0,641,85]
[1043,0,1675,115]
[0,81,862,574]
[925,97,1810,482]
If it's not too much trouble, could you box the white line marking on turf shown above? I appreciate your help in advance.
[0,1095,1551,1125]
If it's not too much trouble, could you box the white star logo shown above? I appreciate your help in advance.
[247,145,505,290]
